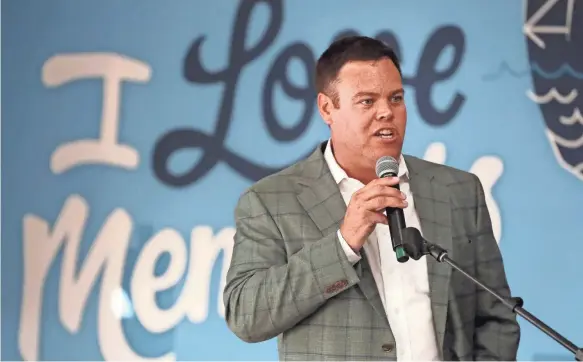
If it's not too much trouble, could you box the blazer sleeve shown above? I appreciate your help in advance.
[223,189,360,343]
[471,174,521,360]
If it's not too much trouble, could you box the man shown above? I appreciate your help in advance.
[223,36,520,361]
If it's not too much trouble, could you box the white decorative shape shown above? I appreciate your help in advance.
[545,129,583,182]
[423,142,447,164]
[111,288,134,320]
[560,108,583,126]
[526,88,578,104]
[523,0,575,49]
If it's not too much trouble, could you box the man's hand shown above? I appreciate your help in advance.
[340,177,407,252]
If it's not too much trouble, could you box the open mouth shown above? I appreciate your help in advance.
[374,128,397,140]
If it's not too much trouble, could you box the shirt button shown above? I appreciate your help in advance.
[382,343,394,352]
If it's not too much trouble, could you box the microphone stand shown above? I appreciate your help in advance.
[401,227,583,361]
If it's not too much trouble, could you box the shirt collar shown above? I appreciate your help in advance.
[324,139,409,185]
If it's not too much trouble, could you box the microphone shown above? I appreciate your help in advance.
[401,226,583,361]
[375,156,408,263]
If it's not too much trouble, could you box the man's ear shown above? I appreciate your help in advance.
[317,92,334,126]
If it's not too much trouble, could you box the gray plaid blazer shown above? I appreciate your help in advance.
[224,142,520,361]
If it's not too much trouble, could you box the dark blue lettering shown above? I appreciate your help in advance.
[152,0,466,187]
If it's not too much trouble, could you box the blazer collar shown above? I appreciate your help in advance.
[323,139,409,185]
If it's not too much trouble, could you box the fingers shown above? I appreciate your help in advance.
[354,177,406,202]
[362,176,400,190]
[363,195,408,211]
[371,176,400,186]
[341,179,403,250]
[366,210,388,225]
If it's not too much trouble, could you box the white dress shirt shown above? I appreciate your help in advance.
[324,140,440,361]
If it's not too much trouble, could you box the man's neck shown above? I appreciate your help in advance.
[331,144,378,185]
[345,166,377,185]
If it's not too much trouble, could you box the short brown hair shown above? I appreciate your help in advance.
[315,36,402,107]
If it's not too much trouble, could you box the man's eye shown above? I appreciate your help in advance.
[392,95,404,103]
[360,99,373,105]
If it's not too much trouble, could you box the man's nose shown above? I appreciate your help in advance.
[377,100,394,121]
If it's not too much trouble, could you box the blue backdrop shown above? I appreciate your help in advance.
[2,0,582,360]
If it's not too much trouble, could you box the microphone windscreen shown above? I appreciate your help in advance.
[376,156,399,178]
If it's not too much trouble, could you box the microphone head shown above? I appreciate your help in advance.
[376,156,399,178]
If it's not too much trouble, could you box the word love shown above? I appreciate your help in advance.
[152,0,467,188]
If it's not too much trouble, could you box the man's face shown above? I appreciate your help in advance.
[319,57,406,174]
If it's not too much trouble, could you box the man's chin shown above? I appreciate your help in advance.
[369,138,403,158]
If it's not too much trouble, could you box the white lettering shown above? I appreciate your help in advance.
[131,229,188,333]
[469,156,504,244]
[185,226,234,320]
[20,194,233,361]
[20,194,172,361]
[42,53,151,173]
[130,226,235,334]
[20,196,87,361]
[423,142,503,243]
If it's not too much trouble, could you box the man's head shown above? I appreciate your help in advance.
[315,36,406,182]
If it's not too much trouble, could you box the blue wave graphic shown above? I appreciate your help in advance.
[531,62,583,80]
[482,62,529,81]
[482,62,583,81]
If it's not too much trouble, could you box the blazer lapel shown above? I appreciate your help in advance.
[405,156,453,355]
[296,143,388,324]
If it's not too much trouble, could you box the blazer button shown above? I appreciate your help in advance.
[381,343,394,352]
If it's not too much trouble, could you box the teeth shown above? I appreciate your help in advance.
[378,130,393,136]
